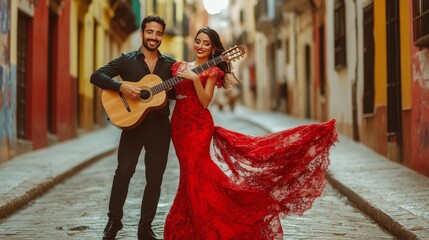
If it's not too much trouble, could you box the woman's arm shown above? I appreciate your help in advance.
[192,76,216,108]
[177,69,217,108]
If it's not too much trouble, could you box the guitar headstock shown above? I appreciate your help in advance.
[221,45,246,63]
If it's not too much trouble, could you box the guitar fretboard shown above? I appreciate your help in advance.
[151,55,225,94]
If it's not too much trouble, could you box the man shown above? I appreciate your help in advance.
[90,15,175,240]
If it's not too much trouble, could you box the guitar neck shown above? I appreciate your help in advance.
[151,56,224,94]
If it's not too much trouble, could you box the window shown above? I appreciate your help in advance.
[386,0,402,137]
[17,11,30,139]
[285,39,290,64]
[363,2,375,114]
[413,0,429,47]
[334,0,346,69]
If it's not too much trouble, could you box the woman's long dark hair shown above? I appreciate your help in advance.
[195,27,238,88]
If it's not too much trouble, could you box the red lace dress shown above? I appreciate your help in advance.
[164,62,338,240]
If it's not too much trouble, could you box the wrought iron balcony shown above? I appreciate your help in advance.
[255,0,284,31]
[110,0,140,41]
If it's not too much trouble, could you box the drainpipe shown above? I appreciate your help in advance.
[352,0,360,141]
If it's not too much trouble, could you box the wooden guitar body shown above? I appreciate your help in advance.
[101,74,167,130]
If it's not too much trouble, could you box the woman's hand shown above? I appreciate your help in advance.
[177,69,200,82]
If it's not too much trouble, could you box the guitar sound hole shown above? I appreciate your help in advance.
[140,90,151,100]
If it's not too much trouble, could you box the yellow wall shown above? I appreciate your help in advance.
[159,36,183,60]
[78,0,112,99]
[373,0,387,106]
[94,0,110,69]
[144,0,185,61]
[79,11,95,97]
[95,24,106,69]
[70,0,78,79]
[399,0,412,109]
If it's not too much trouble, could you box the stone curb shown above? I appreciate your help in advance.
[0,127,119,219]
[325,176,419,240]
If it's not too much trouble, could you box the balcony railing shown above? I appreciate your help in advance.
[255,0,283,31]
[413,0,429,47]
[110,0,140,41]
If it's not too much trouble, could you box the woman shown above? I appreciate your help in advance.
[164,27,337,240]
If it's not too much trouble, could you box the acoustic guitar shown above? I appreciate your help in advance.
[101,45,246,130]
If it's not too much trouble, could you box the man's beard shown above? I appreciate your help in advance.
[143,39,161,51]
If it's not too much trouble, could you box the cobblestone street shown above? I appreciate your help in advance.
[0,111,396,239]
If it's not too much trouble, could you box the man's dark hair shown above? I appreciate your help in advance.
[141,15,166,32]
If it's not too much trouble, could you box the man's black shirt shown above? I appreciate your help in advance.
[90,47,176,118]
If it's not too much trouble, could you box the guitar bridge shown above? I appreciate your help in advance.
[119,92,131,112]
